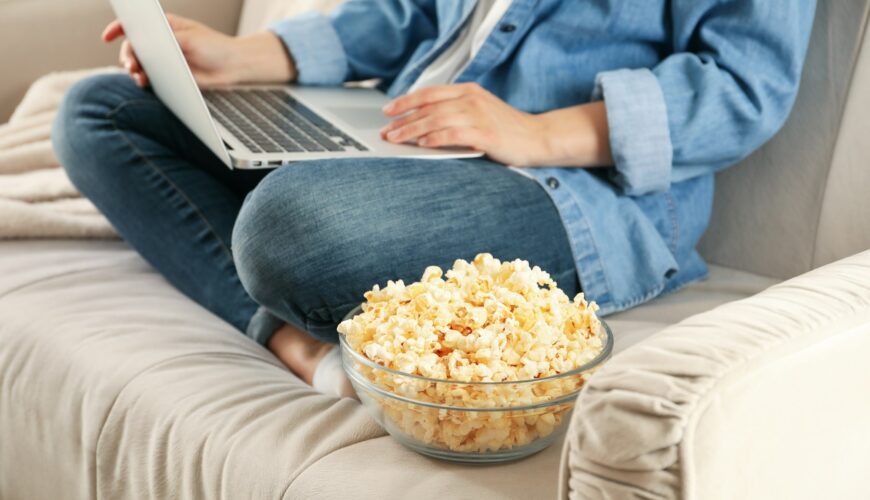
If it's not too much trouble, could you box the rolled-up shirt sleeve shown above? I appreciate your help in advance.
[593,0,816,196]
[591,69,672,196]
[269,13,348,85]
[269,0,438,85]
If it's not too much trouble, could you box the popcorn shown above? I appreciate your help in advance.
[338,253,607,454]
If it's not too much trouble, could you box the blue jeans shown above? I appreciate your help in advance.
[52,74,578,345]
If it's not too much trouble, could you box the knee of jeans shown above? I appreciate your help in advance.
[52,74,140,193]
[232,165,363,321]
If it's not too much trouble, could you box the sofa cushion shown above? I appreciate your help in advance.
[0,240,775,500]
[699,0,870,279]
[0,241,382,500]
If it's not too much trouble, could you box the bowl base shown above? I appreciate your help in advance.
[408,443,549,464]
[388,423,567,464]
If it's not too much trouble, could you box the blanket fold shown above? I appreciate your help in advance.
[0,68,120,239]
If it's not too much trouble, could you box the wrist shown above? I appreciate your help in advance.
[524,111,576,167]
[231,32,297,84]
[531,113,560,166]
[534,102,612,168]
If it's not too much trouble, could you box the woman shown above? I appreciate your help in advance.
[53,0,815,396]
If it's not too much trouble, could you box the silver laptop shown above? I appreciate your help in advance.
[109,0,483,169]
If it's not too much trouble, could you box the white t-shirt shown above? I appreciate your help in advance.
[408,0,514,93]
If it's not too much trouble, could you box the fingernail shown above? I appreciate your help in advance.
[387,130,401,141]
[418,138,429,147]
[382,102,395,113]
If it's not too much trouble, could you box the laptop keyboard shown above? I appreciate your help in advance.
[203,89,368,154]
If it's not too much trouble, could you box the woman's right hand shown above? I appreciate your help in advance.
[102,14,297,88]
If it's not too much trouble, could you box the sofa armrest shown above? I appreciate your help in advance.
[560,251,870,499]
[0,0,245,122]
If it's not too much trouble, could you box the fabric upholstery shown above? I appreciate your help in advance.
[0,241,381,500]
[0,240,773,500]
[236,0,343,36]
[699,0,870,279]
[561,250,870,499]
[813,15,870,267]
[0,0,245,123]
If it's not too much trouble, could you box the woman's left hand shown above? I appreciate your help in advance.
[380,83,550,166]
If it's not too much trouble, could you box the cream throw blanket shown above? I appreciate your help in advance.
[0,67,120,239]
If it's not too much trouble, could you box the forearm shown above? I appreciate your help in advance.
[232,32,297,84]
[533,101,612,168]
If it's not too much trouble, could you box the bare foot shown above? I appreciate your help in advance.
[267,323,333,384]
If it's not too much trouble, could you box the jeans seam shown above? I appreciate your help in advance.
[106,100,236,266]
[104,98,160,119]
[304,300,363,328]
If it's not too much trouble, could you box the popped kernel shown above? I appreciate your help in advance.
[338,253,606,454]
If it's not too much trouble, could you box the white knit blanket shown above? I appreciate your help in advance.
[0,67,120,239]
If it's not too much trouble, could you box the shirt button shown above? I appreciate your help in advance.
[500,23,517,33]
[546,177,560,189]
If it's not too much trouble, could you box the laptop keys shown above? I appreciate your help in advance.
[264,90,367,152]
[238,91,324,152]
[203,89,369,155]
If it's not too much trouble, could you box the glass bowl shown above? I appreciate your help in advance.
[338,306,614,463]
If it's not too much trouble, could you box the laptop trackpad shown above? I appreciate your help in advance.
[327,107,391,130]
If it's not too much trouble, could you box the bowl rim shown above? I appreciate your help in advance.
[338,304,614,387]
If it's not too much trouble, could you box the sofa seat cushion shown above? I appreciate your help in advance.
[0,240,776,500]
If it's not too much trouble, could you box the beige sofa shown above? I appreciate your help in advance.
[1,0,869,499]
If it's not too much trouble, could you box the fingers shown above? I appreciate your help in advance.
[382,92,493,143]
[102,19,124,42]
[120,41,149,87]
[165,13,196,32]
[381,104,471,144]
[417,128,486,149]
[105,19,147,86]
[385,114,469,144]
[120,40,133,67]
[383,109,488,149]
[173,30,190,53]
[383,82,485,117]
[379,105,437,137]
[132,72,149,88]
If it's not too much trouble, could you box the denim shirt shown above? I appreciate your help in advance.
[271,0,815,315]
